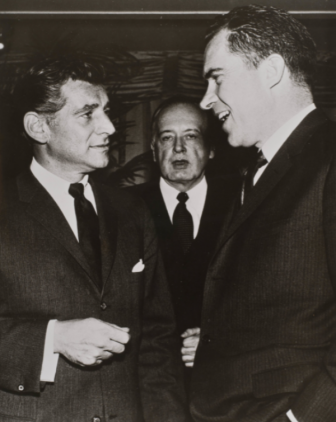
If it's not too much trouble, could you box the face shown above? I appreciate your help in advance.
[152,104,214,192]
[200,29,271,148]
[43,79,115,179]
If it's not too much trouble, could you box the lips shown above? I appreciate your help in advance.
[172,159,189,168]
[217,110,230,122]
[91,143,110,149]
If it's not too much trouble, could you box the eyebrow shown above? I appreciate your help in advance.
[74,103,99,115]
[204,67,223,80]
[158,128,201,135]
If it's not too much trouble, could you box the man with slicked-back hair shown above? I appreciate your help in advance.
[191,5,336,422]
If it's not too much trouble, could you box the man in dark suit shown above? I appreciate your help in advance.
[0,57,187,422]
[190,5,336,422]
[128,97,239,377]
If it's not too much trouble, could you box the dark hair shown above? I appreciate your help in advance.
[15,55,107,121]
[206,4,317,90]
[151,96,211,145]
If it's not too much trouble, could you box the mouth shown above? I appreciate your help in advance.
[217,110,230,123]
[91,143,110,150]
[172,159,189,169]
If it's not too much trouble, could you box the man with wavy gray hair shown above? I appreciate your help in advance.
[191,5,336,422]
[0,56,187,422]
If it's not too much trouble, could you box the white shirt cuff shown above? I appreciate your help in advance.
[40,319,59,382]
[287,410,299,422]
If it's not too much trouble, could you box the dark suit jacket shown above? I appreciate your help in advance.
[190,109,336,422]
[127,177,240,335]
[0,170,187,422]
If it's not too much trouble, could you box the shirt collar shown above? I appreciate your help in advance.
[262,103,316,163]
[30,158,89,195]
[159,176,207,219]
[160,176,207,200]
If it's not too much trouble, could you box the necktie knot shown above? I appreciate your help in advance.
[255,151,268,170]
[177,192,189,204]
[69,183,85,200]
[240,150,268,205]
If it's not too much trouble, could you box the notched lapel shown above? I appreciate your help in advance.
[18,171,102,294]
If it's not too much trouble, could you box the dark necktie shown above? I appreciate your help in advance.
[173,192,194,254]
[241,150,268,205]
[69,183,102,286]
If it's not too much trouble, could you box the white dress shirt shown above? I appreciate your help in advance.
[250,104,316,422]
[30,158,97,382]
[159,176,208,239]
[254,103,316,185]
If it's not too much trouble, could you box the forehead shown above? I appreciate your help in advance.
[204,29,233,72]
[158,104,205,129]
[60,79,108,109]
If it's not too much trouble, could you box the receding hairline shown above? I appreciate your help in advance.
[154,102,208,136]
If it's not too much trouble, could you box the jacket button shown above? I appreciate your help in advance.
[100,302,107,310]
[202,334,211,344]
[92,417,101,422]
[18,385,24,391]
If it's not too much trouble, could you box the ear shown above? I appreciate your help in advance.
[263,54,286,89]
[150,139,157,162]
[23,112,50,144]
[209,147,215,160]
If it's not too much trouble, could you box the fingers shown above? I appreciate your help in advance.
[181,345,197,356]
[106,323,131,345]
[181,351,196,367]
[181,327,201,338]
[181,328,200,368]
[182,334,200,348]
[54,318,131,367]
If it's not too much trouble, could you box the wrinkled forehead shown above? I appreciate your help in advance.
[60,79,108,109]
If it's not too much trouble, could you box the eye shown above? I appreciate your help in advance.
[212,74,223,85]
[82,110,93,120]
[104,107,110,115]
[161,135,173,142]
[185,134,197,140]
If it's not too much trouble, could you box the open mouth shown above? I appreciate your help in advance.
[217,111,230,123]
[172,159,189,168]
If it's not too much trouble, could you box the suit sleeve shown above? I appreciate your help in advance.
[0,317,48,393]
[137,203,189,422]
[288,150,336,422]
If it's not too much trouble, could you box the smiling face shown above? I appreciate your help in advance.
[200,29,271,149]
[152,103,214,192]
[41,79,115,181]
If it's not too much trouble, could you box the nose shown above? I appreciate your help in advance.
[98,112,116,136]
[200,83,218,111]
[173,136,186,153]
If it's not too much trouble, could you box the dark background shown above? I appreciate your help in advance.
[1,0,336,185]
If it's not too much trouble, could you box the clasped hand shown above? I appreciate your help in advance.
[54,318,130,366]
[181,327,200,367]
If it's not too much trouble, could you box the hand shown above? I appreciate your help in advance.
[54,318,130,367]
[181,327,200,367]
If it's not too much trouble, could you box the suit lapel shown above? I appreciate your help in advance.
[214,109,328,252]
[18,170,102,295]
[143,183,174,239]
[91,181,118,290]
